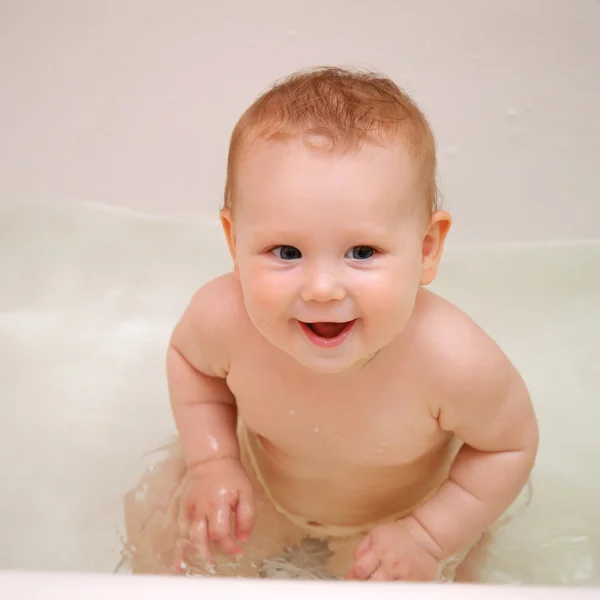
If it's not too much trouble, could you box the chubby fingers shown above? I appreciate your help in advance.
[368,568,387,581]
[235,489,255,542]
[354,534,372,560]
[345,549,381,581]
[188,516,212,563]
[172,538,195,573]
[174,506,207,569]
[209,503,243,555]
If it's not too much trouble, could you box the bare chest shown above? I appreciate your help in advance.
[226,343,445,468]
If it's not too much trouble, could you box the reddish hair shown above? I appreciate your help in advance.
[223,67,439,218]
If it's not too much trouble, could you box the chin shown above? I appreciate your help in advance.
[291,350,368,374]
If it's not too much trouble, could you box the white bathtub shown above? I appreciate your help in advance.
[2,571,600,599]
[1,203,599,596]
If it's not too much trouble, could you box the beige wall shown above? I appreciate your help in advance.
[1,0,598,245]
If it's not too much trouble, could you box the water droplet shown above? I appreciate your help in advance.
[507,107,518,118]
[446,146,458,157]
[207,435,219,452]
[313,426,320,433]
[289,409,296,416]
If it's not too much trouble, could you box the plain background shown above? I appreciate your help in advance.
[1,0,599,246]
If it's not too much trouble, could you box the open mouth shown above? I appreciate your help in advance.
[306,322,350,338]
[299,320,355,347]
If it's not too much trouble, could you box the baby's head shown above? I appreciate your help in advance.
[221,67,451,373]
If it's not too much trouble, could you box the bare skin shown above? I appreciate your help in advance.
[126,276,536,580]
[228,281,458,530]
[123,136,538,581]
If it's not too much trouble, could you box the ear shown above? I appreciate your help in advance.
[420,210,452,285]
[220,208,238,273]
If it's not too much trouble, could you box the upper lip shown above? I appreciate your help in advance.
[297,318,355,324]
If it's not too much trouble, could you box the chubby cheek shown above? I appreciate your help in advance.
[356,267,419,331]
[239,265,291,329]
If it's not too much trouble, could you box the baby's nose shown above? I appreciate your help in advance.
[301,267,346,303]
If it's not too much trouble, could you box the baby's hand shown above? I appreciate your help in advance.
[346,516,441,581]
[176,457,255,567]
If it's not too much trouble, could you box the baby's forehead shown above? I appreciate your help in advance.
[235,148,419,227]
[237,135,418,200]
[239,132,417,180]
[228,129,429,229]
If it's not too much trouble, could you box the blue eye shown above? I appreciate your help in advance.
[346,245,376,260]
[272,245,302,260]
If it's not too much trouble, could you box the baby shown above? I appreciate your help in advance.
[123,67,538,582]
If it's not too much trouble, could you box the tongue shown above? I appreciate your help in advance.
[309,322,348,338]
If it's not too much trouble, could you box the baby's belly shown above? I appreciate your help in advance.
[245,429,458,529]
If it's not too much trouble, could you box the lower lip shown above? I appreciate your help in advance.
[298,320,356,348]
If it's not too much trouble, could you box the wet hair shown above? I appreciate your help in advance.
[223,66,439,219]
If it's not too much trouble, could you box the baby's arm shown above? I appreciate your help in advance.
[348,328,538,581]
[410,343,538,560]
[168,277,254,556]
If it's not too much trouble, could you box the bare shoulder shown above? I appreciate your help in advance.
[412,289,537,450]
[412,289,525,411]
[183,272,245,332]
[170,273,246,377]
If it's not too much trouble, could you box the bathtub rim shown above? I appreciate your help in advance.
[1,571,599,599]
